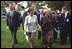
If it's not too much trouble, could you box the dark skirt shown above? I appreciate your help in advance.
[42,29,53,48]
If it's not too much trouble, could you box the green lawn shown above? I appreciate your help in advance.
[1,18,71,48]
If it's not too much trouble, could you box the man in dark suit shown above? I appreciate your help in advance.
[60,7,71,45]
[6,3,21,48]
[65,11,71,43]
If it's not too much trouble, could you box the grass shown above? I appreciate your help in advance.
[1,18,71,48]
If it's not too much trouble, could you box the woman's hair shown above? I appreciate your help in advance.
[62,6,68,10]
[28,7,34,13]
[43,11,52,16]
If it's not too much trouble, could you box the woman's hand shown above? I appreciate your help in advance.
[6,26,9,29]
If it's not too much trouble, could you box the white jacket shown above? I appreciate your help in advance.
[24,14,39,33]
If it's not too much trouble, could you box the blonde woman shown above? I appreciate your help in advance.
[24,7,40,48]
[41,9,54,48]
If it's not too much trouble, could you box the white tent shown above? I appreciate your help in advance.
[17,1,28,8]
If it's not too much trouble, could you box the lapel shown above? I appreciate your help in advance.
[61,13,65,20]
[12,11,15,17]
[66,12,69,19]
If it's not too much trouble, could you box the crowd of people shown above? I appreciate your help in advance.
[6,2,71,48]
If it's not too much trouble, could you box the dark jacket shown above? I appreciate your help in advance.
[59,12,70,29]
[6,11,21,31]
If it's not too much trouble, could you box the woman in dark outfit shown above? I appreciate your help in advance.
[41,9,54,48]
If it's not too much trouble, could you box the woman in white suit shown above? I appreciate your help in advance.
[24,7,40,48]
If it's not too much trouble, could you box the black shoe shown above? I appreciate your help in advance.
[15,41,18,44]
[15,40,18,44]
[12,44,15,48]
[12,46,14,48]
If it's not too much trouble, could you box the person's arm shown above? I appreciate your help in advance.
[17,12,21,27]
[59,13,65,28]
[36,16,41,31]
[40,17,43,27]
[6,13,9,29]
[19,12,21,27]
